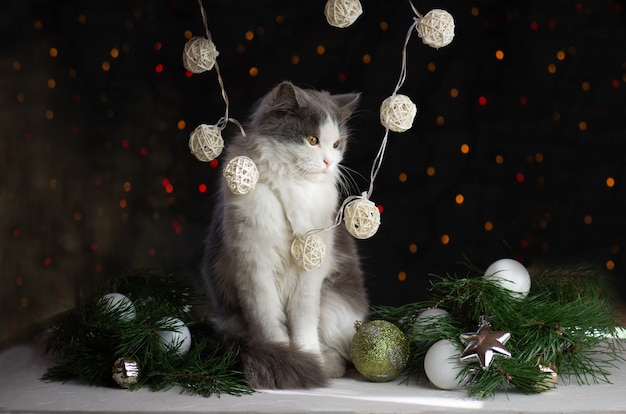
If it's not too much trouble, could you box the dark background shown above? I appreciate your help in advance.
[2,0,626,341]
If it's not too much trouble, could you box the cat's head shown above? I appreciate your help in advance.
[248,81,360,184]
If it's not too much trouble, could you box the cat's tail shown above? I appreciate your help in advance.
[191,321,328,389]
[240,342,328,389]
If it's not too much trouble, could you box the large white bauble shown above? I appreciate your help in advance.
[424,339,470,390]
[483,258,531,299]
[99,293,136,322]
[156,317,192,355]
[414,308,449,335]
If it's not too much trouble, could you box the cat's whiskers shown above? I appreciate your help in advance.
[338,164,365,197]
[284,159,327,178]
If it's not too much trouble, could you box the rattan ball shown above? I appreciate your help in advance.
[344,197,381,239]
[324,0,363,28]
[223,156,259,195]
[182,37,219,74]
[416,9,455,49]
[188,124,224,162]
[291,234,326,271]
[380,94,417,133]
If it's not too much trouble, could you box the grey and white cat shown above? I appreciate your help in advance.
[201,81,368,389]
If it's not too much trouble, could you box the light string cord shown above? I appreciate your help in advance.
[197,0,246,138]
[305,2,422,239]
[366,9,420,199]
[304,194,363,237]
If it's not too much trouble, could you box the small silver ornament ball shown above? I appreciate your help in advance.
[112,357,140,389]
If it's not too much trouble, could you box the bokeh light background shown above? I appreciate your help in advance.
[2,0,626,340]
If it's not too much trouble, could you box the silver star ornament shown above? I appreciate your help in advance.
[459,321,511,370]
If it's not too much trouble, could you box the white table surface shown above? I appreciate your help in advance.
[1,342,624,414]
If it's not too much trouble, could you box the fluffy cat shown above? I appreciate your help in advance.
[201,81,369,389]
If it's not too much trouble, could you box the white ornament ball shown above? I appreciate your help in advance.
[380,94,417,133]
[414,308,449,335]
[188,124,224,162]
[99,293,136,322]
[291,234,326,271]
[344,197,381,239]
[156,317,192,355]
[483,258,531,299]
[223,156,259,195]
[424,339,470,390]
[416,9,455,49]
[324,0,363,28]
[182,37,219,73]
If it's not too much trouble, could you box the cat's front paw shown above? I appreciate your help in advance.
[322,348,347,378]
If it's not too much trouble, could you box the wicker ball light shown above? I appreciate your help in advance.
[291,234,326,271]
[324,0,363,28]
[344,196,381,239]
[416,9,455,49]
[188,124,224,162]
[182,37,219,73]
[223,156,259,195]
[380,94,418,133]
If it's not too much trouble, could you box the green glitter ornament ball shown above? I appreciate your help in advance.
[350,320,410,382]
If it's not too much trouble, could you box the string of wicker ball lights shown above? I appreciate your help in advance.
[184,0,455,270]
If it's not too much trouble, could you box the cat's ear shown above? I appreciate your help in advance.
[271,81,300,113]
[333,93,360,121]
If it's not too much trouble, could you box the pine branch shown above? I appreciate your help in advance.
[41,269,254,397]
[372,263,625,398]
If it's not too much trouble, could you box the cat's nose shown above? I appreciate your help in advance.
[324,159,333,168]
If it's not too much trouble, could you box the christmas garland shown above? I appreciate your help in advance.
[41,269,252,397]
[41,261,625,399]
[369,259,626,398]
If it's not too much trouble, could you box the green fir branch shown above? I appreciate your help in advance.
[372,263,625,398]
[41,269,253,397]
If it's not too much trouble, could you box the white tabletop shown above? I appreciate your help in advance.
[1,343,625,414]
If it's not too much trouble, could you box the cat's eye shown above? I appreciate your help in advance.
[333,140,340,149]
[306,135,319,145]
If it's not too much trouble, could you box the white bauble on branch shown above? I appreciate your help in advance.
[344,196,381,239]
[416,9,455,49]
[188,124,224,162]
[324,0,363,28]
[156,317,192,355]
[414,308,449,335]
[483,258,531,299]
[182,37,219,73]
[223,156,259,195]
[99,293,136,322]
[380,94,417,133]
[424,339,470,390]
[291,234,326,271]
